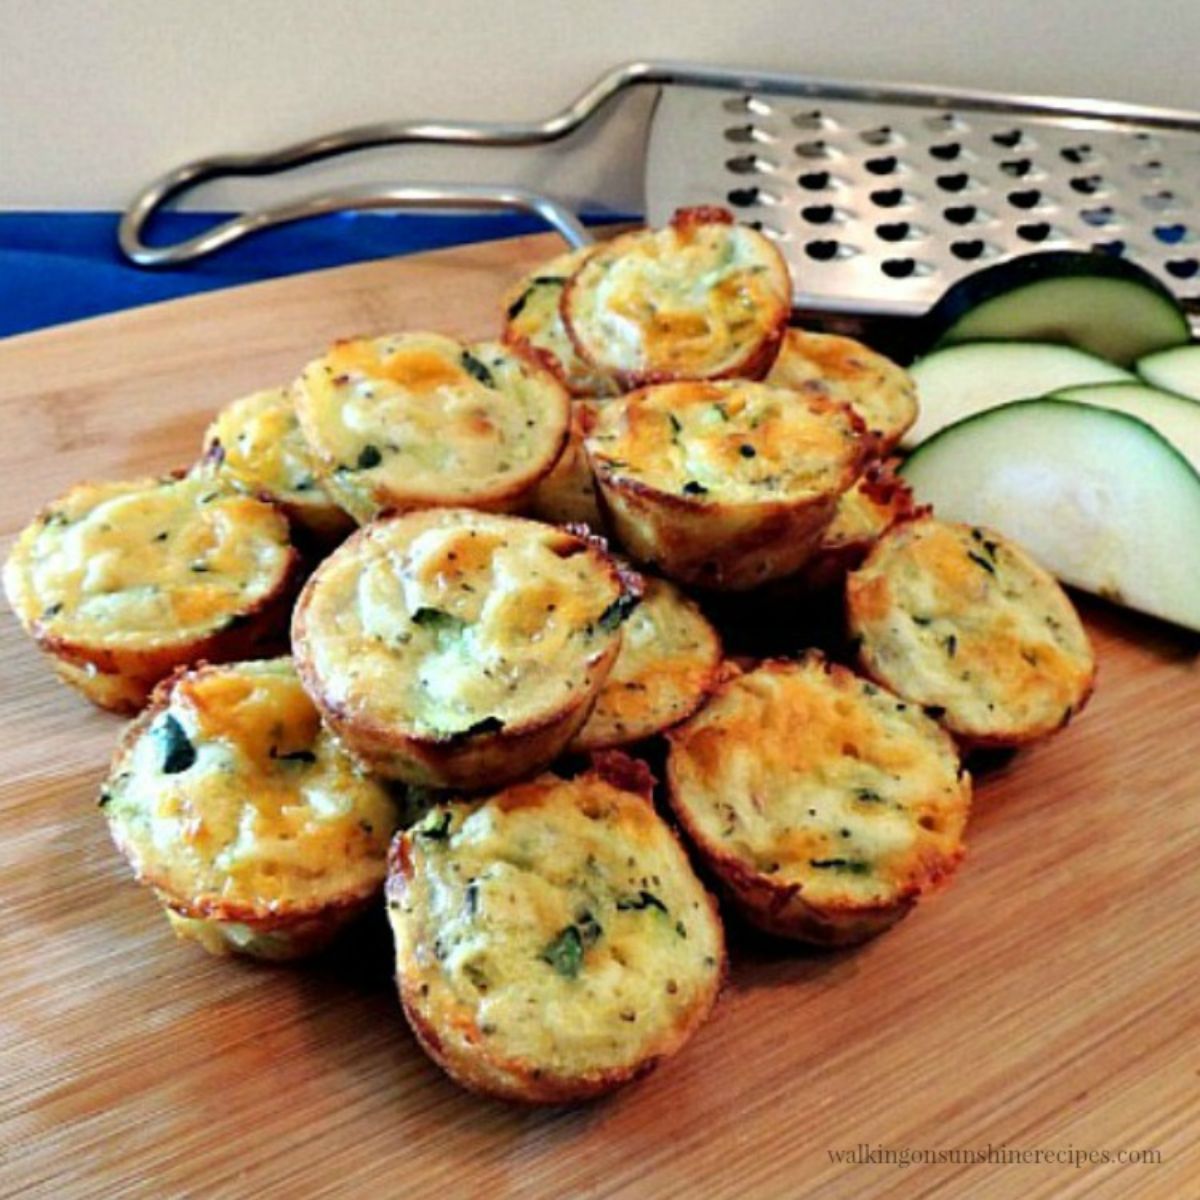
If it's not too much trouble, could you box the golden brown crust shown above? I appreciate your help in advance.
[293,333,570,523]
[386,761,726,1102]
[666,656,970,945]
[500,247,620,399]
[4,475,301,713]
[291,509,635,788]
[199,386,354,550]
[569,576,724,751]
[765,329,919,454]
[786,460,923,595]
[561,207,791,390]
[585,381,868,590]
[846,517,1097,748]
[103,659,399,959]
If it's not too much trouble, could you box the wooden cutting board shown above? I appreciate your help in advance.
[2,233,1198,1200]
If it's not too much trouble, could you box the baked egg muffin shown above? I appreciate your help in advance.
[293,332,570,523]
[799,461,921,592]
[3,474,300,712]
[501,247,619,398]
[667,656,971,945]
[562,206,791,388]
[386,756,725,1102]
[570,575,722,751]
[101,658,400,960]
[291,508,638,788]
[201,385,353,546]
[766,329,918,453]
[585,380,868,590]
[528,400,606,530]
[846,517,1096,747]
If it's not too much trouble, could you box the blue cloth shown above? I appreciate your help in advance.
[0,210,636,339]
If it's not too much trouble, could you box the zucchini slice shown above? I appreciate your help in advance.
[923,251,1191,366]
[1050,382,1200,472]
[906,341,1131,448]
[1136,344,1200,402]
[900,398,1200,631]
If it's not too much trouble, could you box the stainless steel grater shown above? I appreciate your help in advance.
[121,61,1200,322]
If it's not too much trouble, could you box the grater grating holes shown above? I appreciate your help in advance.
[1154,223,1190,244]
[726,153,778,175]
[860,126,897,146]
[870,187,907,207]
[653,83,1200,315]
[1007,189,1042,209]
[723,95,773,117]
[793,110,829,130]
[725,124,776,145]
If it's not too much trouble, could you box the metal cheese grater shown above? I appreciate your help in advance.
[121,61,1200,323]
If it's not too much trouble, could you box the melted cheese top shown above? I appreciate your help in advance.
[847,518,1095,740]
[572,576,721,750]
[295,509,627,736]
[103,659,398,914]
[767,329,918,449]
[203,386,339,512]
[4,475,293,648]
[293,332,569,522]
[389,771,722,1076]
[668,658,969,907]
[502,249,618,398]
[585,381,864,505]
[566,220,789,378]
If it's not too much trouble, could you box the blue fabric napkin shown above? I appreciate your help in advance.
[0,210,634,339]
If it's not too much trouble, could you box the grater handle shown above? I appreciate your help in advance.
[120,58,1200,268]
[117,62,674,267]
[119,182,594,268]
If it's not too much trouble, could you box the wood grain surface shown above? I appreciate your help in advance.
[2,233,1198,1200]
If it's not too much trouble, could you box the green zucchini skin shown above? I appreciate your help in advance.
[905,340,1130,448]
[900,397,1200,632]
[922,251,1191,366]
[1049,382,1200,473]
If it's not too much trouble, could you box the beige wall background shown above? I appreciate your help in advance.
[2,0,1194,212]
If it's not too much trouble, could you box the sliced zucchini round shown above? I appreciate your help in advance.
[1050,382,1200,473]
[924,251,1191,366]
[1136,343,1200,402]
[900,398,1200,632]
[906,341,1131,448]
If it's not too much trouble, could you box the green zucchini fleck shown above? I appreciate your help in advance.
[417,810,453,842]
[412,607,468,640]
[540,925,584,978]
[616,890,668,914]
[461,351,497,389]
[598,592,640,633]
[809,857,872,875]
[155,715,196,775]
